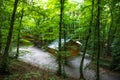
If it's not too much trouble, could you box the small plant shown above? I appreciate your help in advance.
[49,77,57,80]
[4,74,19,80]
[23,71,41,79]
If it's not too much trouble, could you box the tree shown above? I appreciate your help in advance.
[57,0,65,76]
[0,0,19,74]
[0,27,1,47]
[0,23,2,54]
[16,8,24,58]
[111,27,120,71]
[0,0,4,54]
[79,0,94,79]
[106,0,118,56]
[110,0,120,71]
[96,0,101,79]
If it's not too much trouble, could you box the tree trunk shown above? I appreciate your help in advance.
[63,23,67,64]
[79,0,94,80]
[0,26,2,53]
[57,0,65,76]
[1,0,19,74]
[16,8,24,58]
[0,0,4,54]
[96,0,100,79]
[62,23,67,78]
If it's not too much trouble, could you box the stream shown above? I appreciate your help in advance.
[18,46,120,80]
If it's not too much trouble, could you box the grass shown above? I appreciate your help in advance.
[0,59,78,80]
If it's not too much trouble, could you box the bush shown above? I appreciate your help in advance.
[111,35,120,71]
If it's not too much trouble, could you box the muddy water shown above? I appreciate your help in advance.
[18,46,120,80]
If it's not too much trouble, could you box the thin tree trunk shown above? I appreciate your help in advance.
[1,0,19,74]
[16,8,24,58]
[79,32,90,80]
[57,0,65,75]
[0,30,1,54]
[62,23,67,78]
[96,0,100,79]
[63,23,67,64]
[0,0,4,54]
[79,0,94,79]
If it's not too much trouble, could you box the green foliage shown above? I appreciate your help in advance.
[4,71,41,80]
[4,74,19,80]
[0,0,120,78]
[19,39,33,46]
[111,33,120,70]
[23,71,41,79]
[49,77,57,80]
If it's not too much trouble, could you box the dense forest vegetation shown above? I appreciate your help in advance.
[0,0,120,80]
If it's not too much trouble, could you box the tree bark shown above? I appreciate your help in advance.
[62,23,67,78]
[16,8,24,58]
[0,0,4,54]
[1,0,19,74]
[96,0,100,80]
[79,0,94,80]
[57,0,65,75]
[0,25,2,53]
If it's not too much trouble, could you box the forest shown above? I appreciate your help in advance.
[0,0,120,80]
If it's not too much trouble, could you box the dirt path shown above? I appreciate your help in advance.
[19,46,120,80]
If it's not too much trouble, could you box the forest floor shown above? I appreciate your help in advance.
[0,59,120,80]
[0,60,77,80]
[18,46,120,80]
[0,46,120,80]
[18,46,91,79]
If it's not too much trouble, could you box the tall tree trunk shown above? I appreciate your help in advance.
[96,0,100,79]
[57,0,65,75]
[62,23,67,78]
[63,23,67,64]
[0,0,4,54]
[0,27,1,54]
[16,8,24,58]
[79,0,94,80]
[1,0,19,74]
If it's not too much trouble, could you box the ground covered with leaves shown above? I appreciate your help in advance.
[0,60,77,80]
